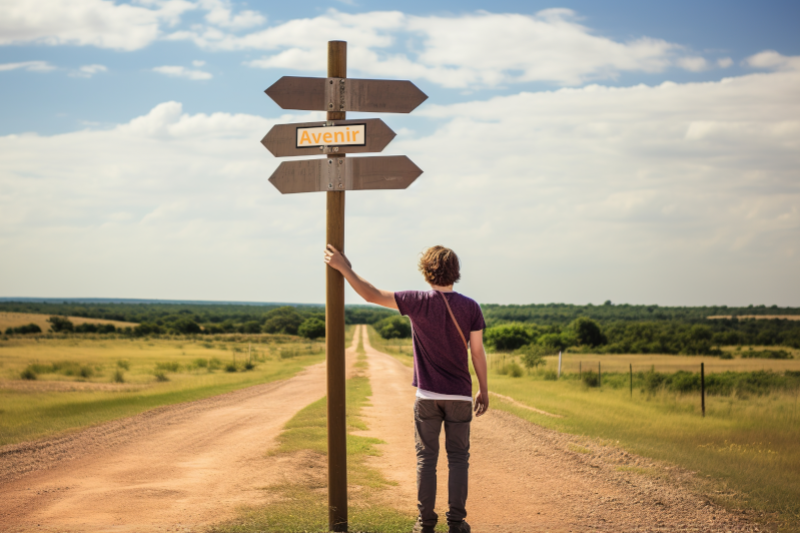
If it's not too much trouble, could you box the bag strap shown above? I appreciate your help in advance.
[438,291,468,350]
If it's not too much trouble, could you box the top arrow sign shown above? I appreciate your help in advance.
[265,76,428,114]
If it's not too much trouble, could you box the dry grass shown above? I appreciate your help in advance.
[0,312,137,332]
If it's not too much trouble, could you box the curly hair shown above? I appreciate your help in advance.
[418,245,461,287]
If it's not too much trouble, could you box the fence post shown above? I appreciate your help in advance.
[701,362,705,417]
[579,361,582,379]
[598,361,601,388]
[629,363,633,398]
[558,351,562,379]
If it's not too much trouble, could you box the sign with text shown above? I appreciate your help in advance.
[265,76,428,114]
[262,119,395,157]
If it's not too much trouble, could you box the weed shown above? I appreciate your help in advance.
[116,359,130,370]
[20,367,37,380]
[154,371,169,382]
[224,363,237,373]
[543,368,558,380]
[193,358,208,368]
[582,370,600,387]
[113,369,125,383]
[155,361,180,372]
[244,361,255,371]
[568,443,592,454]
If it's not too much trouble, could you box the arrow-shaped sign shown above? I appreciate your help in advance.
[268,156,422,194]
[262,119,396,157]
[266,76,428,113]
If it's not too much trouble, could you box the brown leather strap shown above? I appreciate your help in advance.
[438,291,468,350]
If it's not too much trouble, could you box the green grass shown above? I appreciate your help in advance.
[366,326,413,367]
[0,330,364,446]
[485,359,800,531]
[212,329,416,533]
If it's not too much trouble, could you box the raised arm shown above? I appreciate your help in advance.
[470,329,489,416]
[323,245,398,310]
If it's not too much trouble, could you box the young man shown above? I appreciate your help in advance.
[324,244,489,533]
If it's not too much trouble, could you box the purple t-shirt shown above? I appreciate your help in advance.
[394,290,486,397]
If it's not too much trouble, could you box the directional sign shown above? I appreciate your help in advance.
[268,156,422,194]
[262,119,396,157]
[266,76,428,113]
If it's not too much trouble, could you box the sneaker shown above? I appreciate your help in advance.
[413,518,436,533]
[448,520,471,533]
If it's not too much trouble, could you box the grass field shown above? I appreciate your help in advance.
[212,330,416,533]
[0,312,137,332]
[367,326,800,531]
[0,328,356,446]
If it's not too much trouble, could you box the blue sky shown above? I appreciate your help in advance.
[1,1,798,306]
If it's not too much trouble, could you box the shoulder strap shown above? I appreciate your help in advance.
[438,291,468,350]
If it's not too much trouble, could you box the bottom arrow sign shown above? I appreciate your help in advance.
[268,156,422,194]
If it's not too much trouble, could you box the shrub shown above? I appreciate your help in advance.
[741,349,792,359]
[240,321,262,334]
[20,367,37,380]
[78,365,94,378]
[517,344,546,369]
[538,332,570,352]
[224,363,238,372]
[542,368,558,381]
[244,361,255,371]
[298,318,326,340]
[155,361,180,372]
[569,317,607,347]
[48,316,74,333]
[500,361,523,377]
[485,324,531,351]
[154,371,169,382]
[117,359,130,370]
[719,352,734,360]
[582,370,600,387]
[209,357,223,370]
[113,369,125,383]
[193,358,209,368]
[171,318,201,335]
[280,348,300,359]
[374,316,411,339]
[6,323,42,335]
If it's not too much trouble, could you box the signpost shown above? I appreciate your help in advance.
[261,40,427,533]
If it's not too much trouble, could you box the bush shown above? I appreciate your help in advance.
[154,371,169,382]
[5,323,42,335]
[497,361,523,377]
[538,332,569,352]
[542,368,558,381]
[225,363,238,372]
[117,359,130,370]
[719,352,734,360]
[517,344,546,369]
[193,358,209,368]
[280,348,300,359]
[485,324,531,351]
[171,318,201,335]
[582,370,600,387]
[113,369,125,383]
[374,316,411,339]
[741,349,793,359]
[262,307,304,335]
[78,365,94,378]
[209,357,223,370]
[48,316,74,333]
[298,318,326,340]
[20,367,37,380]
[244,361,256,371]
[240,321,262,334]
[155,361,180,372]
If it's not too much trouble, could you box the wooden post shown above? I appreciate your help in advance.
[558,351,562,379]
[598,361,602,388]
[579,361,582,379]
[701,362,705,418]
[629,363,633,398]
[326,40,348,533]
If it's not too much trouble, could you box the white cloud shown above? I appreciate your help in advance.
[0,0,195,51]
[0,60,56,72]
[153,65,212,80]
[717,57,733,68]
[677,56,708,72]
[179,8,704,88]
[0,69,798,305]
[71,64,108,78]
[746,50,800,71]
[192,60,206,67]
[199,0,265,30]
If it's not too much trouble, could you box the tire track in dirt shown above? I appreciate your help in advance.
[360,331,761,533]
[0,332,360,533]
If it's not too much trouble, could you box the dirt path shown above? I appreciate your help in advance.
[360,330,760,533]
[0,332,360,533]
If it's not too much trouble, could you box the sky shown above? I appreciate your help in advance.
[0,0,798,307]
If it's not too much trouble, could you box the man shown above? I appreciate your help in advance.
[324,244,489,533]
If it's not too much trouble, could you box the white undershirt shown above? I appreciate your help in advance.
[416,388,473,402]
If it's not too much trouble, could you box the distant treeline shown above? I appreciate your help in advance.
[0,301,396,338]
[481,301,800,325]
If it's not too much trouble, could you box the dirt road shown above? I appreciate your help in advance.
[0,334,359,533]
[359,329,760,533]
[1,326,761,532]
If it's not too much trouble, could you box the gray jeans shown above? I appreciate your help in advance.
[414,398,472,527]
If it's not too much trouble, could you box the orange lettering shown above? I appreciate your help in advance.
[334,131,344,143]
[299,130,311,145]
[323,132,333,143]
[312,133,322,144]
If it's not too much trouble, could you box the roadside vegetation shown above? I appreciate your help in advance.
[211,331,415,533]
[0,327,356,446]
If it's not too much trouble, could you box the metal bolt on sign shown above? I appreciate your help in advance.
[261,40,427,532]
